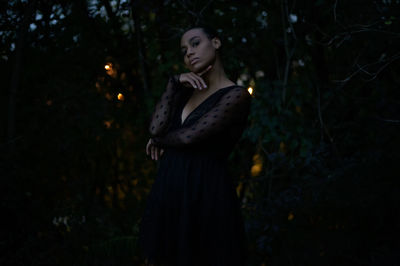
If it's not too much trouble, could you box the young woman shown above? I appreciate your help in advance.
[138,25,252,266]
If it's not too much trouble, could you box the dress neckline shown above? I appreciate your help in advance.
[180,85,239,126]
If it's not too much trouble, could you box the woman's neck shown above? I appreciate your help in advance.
[202,59,233,92]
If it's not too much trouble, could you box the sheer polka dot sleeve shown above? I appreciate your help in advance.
[149,74,182,137]
[152,86,251,148]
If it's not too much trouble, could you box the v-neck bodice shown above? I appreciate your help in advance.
[180,85,238,126]
[148,74,251,155]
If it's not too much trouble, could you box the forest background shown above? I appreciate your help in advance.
[1,0,399,265]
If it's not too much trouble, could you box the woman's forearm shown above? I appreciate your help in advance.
[148,74,182,137]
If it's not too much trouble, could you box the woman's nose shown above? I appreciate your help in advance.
[186,47,195,56]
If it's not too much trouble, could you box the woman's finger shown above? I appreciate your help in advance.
[189,72,204,90]
[180,73,194,87]
[186,77,199,89]
[146,139,151,155]
[187,73,199,89]
[180,74,191,88]
[192,71,208,89]
[151,145,155,160]
[198,76,207,89]
[180,72,208,90]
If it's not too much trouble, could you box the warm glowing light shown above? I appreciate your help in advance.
[288,212,294,221]
[104,62,117,78]
[248,87,253,95]
[104,120,112,128]
[236,182,243,197]
[117,93,124,101]
[251,153,263,176]
[251,164,262,176]
[105,92,113,101]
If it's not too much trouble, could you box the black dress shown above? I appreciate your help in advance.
[138,74,252,266]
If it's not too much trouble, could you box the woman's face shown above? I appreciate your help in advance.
[180,28,219,73]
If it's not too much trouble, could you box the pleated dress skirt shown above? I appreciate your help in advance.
[138,147,247,266]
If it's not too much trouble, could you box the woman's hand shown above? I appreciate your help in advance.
[146,138,164,161]
[178,65,212,90]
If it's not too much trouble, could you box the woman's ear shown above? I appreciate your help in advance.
[212,37,221,50]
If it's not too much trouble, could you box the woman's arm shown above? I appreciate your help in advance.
[148,74,182,137]
[152,86,251,148]
[148,66,213,137]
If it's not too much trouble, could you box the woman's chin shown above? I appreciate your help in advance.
[192,64,208,74]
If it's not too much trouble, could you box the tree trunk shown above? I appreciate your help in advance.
[8,1,35,148]
[131,4,149,96]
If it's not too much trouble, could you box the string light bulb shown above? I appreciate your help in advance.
[104,62,117,78]
[248,87,253,95]
[117,93,124,101]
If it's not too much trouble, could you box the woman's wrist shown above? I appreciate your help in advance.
[151,136,159,144]
[172,74,181,84]
[152,137,163,147]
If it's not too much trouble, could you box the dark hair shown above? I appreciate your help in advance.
[182,24,223,53]
[195,25,218,39]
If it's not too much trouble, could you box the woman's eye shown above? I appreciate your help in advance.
[181,40,199,56]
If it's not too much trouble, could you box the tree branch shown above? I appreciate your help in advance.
[333,0,338,22]
[333,53,400,84]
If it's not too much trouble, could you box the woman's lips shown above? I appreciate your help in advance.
[190,58,199,65]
